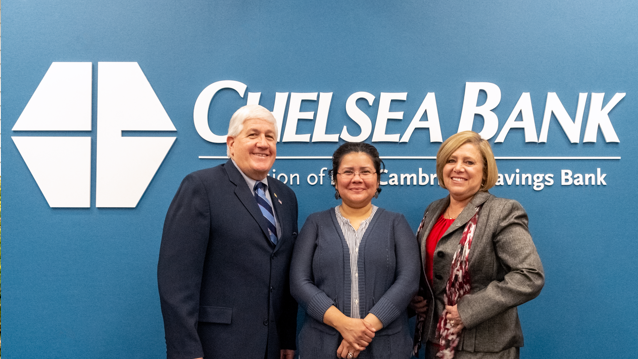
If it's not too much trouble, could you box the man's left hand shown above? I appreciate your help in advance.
[280,349,295,359]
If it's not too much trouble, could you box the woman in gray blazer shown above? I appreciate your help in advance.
[411,131,544,359]
[290,142,420,359]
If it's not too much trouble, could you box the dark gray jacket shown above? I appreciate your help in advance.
[291,208,420,358]
[418,191,544,352]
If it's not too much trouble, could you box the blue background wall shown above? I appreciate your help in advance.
[3,1,637,357]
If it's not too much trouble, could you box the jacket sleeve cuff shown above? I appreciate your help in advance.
[279,332,297,351]
[369,297,401,327]
[306,292,335,323]
[456,296,480,329]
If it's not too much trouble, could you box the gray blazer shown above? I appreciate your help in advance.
[290,208,420,358]
[418,192,544,352]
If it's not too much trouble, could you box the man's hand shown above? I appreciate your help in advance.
[280,349,295,359]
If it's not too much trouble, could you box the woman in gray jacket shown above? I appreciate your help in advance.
[411,131,544,359]
[290,142,420,359]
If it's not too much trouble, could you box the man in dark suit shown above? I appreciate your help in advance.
[158,105,298,359]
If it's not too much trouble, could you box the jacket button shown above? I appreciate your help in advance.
[435,274,443,280]
[437,251,445,258]
[270,286,274,292]
[263,320,269,326]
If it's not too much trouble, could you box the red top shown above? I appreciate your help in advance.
[425,215,454,283]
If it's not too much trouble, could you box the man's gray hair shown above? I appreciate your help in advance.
[227,105,278,156]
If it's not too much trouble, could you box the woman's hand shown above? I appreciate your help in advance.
[335,313,382,358]
[333,313,381,358]
[337,339,361,358]
[323,306,376,351]
[410,295,428,315]
[338,317,376,350]
[363,313,383,331]
[445,304,465,334]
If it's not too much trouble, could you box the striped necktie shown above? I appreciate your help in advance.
[254,182,278,245]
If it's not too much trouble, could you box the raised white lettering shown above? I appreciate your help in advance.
[400,93,443,143]
[597,168,607,185]
[194,80,246,143]
[583,93,624,143]
[458,82,501,139]
[312,93,339,142]
[247,92,289,141]
[283,92,317,142]
[539,93,587,143]
[372,92,407,142]
[342,92,375,142]
[495,92,538,143]
[561,170,573,185]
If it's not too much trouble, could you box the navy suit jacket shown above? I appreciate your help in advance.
[158,160,298,359]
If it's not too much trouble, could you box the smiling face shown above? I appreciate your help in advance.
[443,143,485,203]
[227,118,277,180]
[335,152,379,209]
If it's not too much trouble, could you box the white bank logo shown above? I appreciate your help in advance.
[12,62,176,208]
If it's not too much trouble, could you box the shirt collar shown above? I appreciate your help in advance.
[231,159,269,192]
[335,205,378,226]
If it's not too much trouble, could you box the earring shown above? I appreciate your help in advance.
[373,187,381,199]
[335,190,341,200]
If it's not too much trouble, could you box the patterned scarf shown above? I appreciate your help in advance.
[411,205,482,358]
[436,205,481,359]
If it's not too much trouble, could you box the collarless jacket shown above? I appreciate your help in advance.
[158,160,299,359]
[417,191,544,353]
[290,208,420,358]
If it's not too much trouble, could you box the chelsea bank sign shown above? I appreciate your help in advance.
[11,62,624,208]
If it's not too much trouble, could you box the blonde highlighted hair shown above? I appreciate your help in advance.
[436,131,498,191]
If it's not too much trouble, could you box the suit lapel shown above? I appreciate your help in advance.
[442,191,491,238]
[268,181,287,251]
[224,160,273,245]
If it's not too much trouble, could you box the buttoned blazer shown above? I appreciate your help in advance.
[158,160,298,359]
[417,191,544,353]
[290,208,420,358]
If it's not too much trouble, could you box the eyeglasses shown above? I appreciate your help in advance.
[337,170,377,179]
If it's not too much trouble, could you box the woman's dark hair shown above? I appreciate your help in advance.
[329,142,384,196]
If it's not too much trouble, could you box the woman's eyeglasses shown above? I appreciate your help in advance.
[337,170,377,179]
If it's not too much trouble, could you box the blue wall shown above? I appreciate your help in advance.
[3,1,638,357]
